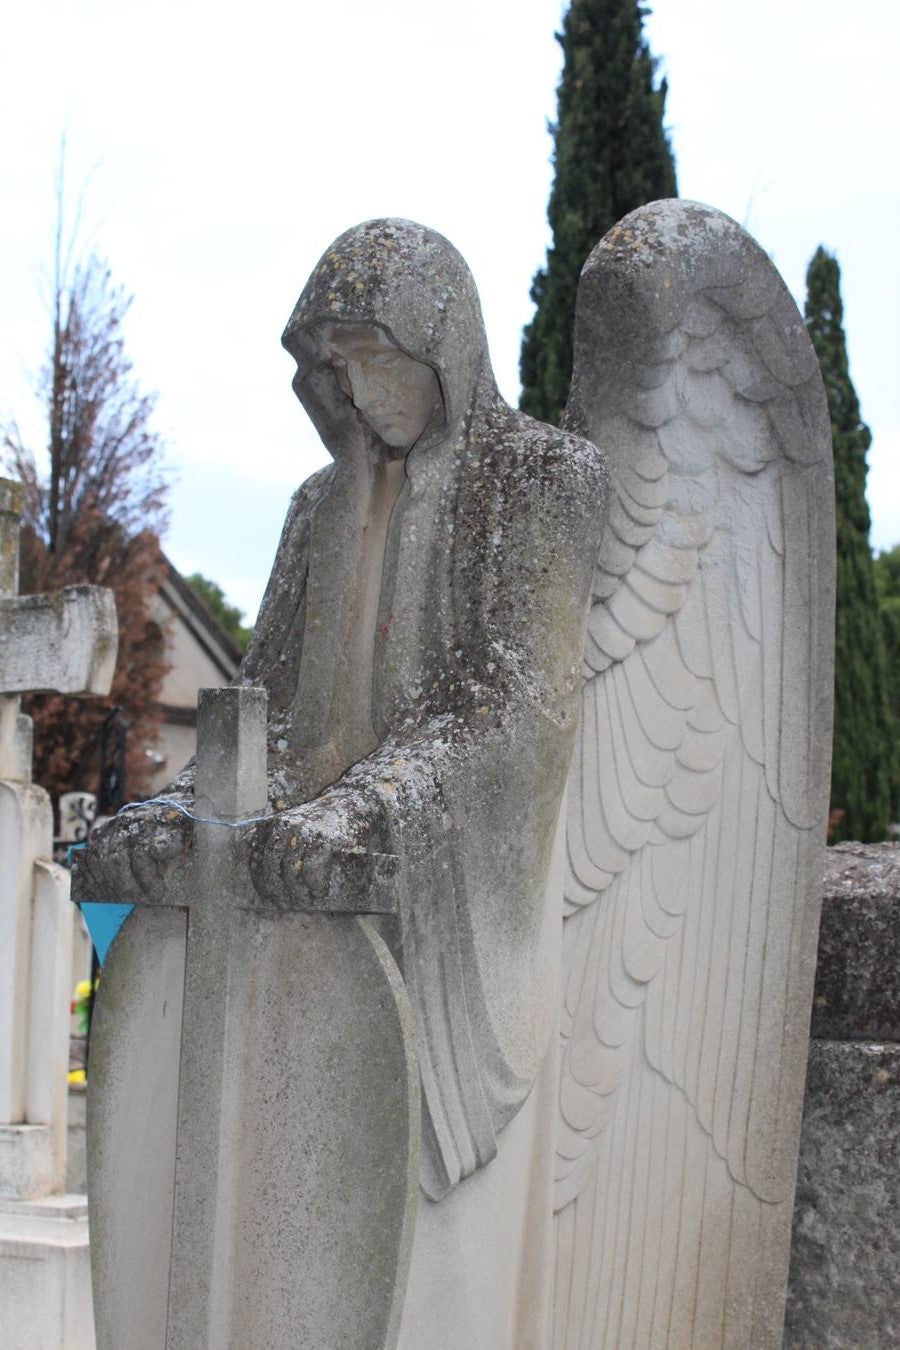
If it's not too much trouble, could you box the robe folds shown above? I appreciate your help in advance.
[122,220,607,1343]
[252,218,605,1185]
[79,205,837,1350]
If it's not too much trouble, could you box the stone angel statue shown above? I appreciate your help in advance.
[77,202,833,1349]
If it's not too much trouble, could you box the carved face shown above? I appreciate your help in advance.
[321,323,442,451]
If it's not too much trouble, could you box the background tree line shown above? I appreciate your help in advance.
[3,237,170,800]
[1,177,251,804]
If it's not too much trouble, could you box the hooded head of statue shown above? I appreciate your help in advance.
[281,219,500,466]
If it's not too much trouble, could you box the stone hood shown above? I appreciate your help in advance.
[281,218,495,464]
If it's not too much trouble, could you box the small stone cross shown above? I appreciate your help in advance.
[166,686,269,1345]
[0,477,118,781]
[0,476,118,1190]
[79,686,420,1348]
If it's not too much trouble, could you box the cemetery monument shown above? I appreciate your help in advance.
[0,476,117,1349]
[76,201,835,1348]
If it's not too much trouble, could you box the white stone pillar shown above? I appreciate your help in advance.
[0,478,112,1349]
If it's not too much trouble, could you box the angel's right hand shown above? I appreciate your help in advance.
[72,798,194,905]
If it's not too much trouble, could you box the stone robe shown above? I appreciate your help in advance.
[119,220,608,1344]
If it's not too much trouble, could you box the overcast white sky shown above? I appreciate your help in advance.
[1,1,897,621]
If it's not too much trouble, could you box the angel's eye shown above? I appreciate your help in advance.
[372,352,400,368]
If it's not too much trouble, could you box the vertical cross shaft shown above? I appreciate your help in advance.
[165,686,268,1349]
[87,681,420,1349]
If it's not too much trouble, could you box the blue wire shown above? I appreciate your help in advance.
[116,797,271,829]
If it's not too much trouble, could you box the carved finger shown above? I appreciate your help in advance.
[147,812,192,866]
[129,817,189,902]
[244,818,286,903]
[291,837,332,902]
[83,823,141,903]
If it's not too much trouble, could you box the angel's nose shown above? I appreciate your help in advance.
[348,364,389,410]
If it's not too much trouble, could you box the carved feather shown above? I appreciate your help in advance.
[553,201,833,1348]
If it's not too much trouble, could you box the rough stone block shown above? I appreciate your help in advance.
[785,1041,899,1348]
[811,843,900,1041]
[0,586,117,699]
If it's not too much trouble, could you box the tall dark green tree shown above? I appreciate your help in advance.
[520,0,677,424]
[805,247,894,841]
[186,572,253,653]
[873,545,900,822]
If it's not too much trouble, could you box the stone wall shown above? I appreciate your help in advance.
[785,843,899,1348]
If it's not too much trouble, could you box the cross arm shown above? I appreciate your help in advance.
[0,585,118,697]
[70,810,399,915]
[72,686,398,916]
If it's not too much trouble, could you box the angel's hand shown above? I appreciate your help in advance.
[237,798,397,913]
[72,798,194,905]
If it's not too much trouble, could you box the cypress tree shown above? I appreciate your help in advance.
[805,246,893,842]
[873,545,900,823]
[520,0,677,424]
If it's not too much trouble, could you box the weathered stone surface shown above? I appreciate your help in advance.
[0,478,115,1345]
[87,687,420,1349]
[550,200,834,1348]
[0,480,25,592]
[25,861,73,1175]
[66,1089,86,1195]
[812,842,900,1040]
[0,795,73,1199]
[81,208,833,1348]
[1,478,115,1186]
[1,475,117,784]
[87,906,186,1350]
[785,1041,899,1348]
[786,841,899,1348]
[0,1194,95,1350]
[0,780,54,1138]
[0,587,117,698]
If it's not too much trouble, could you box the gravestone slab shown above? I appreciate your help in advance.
[0,477,116,1350]
[785,843,900,1348]
[809,841,899,1041]
[0,587,117,697]
[0,1194,94,1350]
[85,688,420,1350]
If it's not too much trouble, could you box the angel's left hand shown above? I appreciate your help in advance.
[236,797,397,913]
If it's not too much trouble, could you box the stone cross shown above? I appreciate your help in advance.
[84,686,419,1350]
[0,479,118,782]
[0,477,117,1350]
[0,478,117,1137]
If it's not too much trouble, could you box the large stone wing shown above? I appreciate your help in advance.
[553,202,834,1348]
